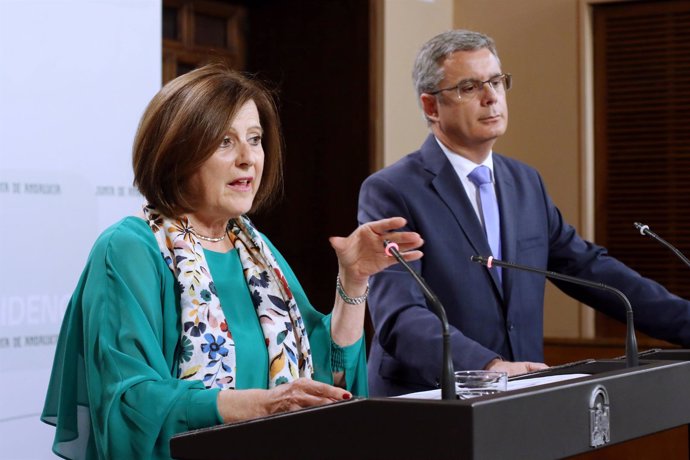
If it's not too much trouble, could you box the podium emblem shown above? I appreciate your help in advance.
[589,384,611,447]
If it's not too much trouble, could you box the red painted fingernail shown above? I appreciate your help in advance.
[342,393,351,400]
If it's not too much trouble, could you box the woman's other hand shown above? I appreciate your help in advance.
[217,378,351,423]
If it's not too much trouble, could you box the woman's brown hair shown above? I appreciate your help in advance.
[132,63,283,217]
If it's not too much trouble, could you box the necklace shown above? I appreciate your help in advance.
[192,231,226,243]
[186,216,228,243]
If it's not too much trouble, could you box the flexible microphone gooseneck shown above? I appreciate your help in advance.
[634,222,690,270]
[470,255,639,368]
[383,239,456,400]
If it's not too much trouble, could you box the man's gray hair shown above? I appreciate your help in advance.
[413,29,499,98]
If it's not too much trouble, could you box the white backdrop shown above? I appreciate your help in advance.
[0,0,161,458]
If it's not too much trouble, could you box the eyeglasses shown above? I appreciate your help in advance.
[427,73,512,100]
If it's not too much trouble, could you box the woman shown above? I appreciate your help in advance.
[41,64,423,459]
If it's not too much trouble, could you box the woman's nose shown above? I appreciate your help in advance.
[236,142,255,166]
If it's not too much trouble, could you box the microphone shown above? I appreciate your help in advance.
[634,222,690,270]
[470,255,639,367]
[383,239,456,400]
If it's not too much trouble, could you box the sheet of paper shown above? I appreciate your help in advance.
[394,373,591,400]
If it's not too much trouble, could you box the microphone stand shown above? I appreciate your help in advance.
[634,222,690,270]
[470,255,639,368]
[383,240,456,400]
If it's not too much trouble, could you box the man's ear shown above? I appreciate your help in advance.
[420,93,439,123]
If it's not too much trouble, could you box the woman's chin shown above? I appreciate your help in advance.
[225,203,254,218]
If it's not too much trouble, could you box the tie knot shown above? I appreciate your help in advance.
[468,165,492,186]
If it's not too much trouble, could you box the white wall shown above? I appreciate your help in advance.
[0,1,161,457]
[383,0,454,165]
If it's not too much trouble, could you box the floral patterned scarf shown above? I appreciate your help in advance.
[143,205,314,389]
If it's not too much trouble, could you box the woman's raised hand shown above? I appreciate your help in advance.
[328,217,423,284]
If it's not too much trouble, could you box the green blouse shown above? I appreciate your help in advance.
[41,217,367,459]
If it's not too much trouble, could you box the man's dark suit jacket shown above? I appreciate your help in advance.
[358,134,690,397]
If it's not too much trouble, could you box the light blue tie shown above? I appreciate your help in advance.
[468,165,502,282]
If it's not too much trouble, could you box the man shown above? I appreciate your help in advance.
[358,29,690,396]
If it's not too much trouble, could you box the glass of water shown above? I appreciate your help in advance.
[455,370,507,399]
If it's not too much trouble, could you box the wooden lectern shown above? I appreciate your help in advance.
[171,355,690,460]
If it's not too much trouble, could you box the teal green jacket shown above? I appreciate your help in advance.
[41,217,367,459]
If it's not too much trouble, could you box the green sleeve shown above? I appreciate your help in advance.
[263,236,369,397]
[42,218,223,460]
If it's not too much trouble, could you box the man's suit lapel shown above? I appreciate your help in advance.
[420,135,504,298]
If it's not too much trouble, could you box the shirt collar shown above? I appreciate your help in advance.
[435,137,495,181]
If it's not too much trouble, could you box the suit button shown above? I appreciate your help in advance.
[507,321,515,331]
